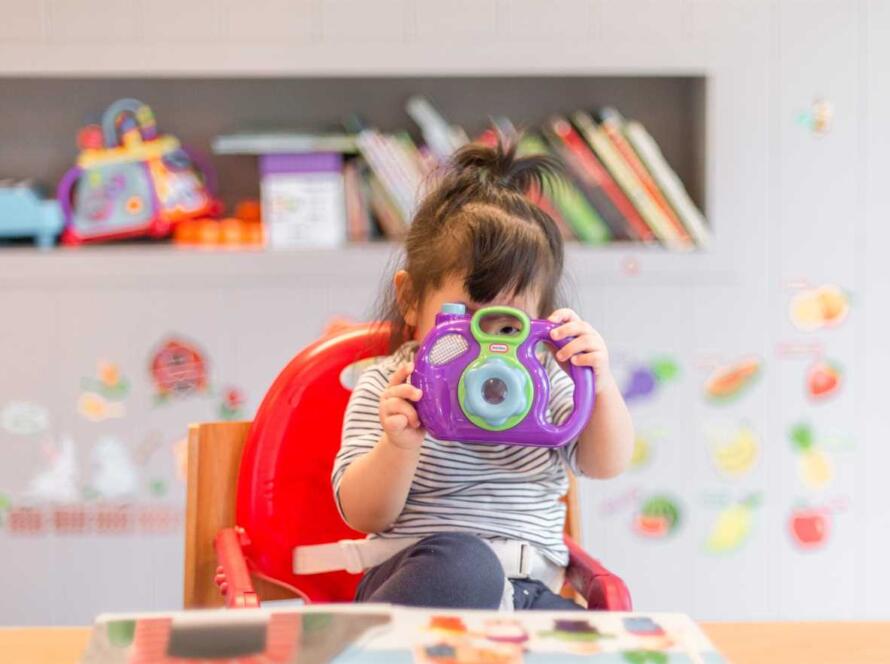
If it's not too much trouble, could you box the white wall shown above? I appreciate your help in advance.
[1,0,888,623]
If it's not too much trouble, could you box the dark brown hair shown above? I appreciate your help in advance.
[377,132,566,351]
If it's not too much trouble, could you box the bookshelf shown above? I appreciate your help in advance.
[0,75,707,237]
[0,243,734,290]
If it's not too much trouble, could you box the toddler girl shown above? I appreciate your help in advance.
[332,136,634,610]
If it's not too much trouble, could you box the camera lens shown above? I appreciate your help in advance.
[482,377,508,405]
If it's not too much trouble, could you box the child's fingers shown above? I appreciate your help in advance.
[382,383,423,402]
[381,398,421,429]
[569,351,605,367]
[388,362,415,387]
[548,308,580,324]
[382,413,409,432]
[550,319,593,341]
[556,336,598,362]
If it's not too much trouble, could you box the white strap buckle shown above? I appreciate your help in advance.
[338,539,365,575]
[517,542,532,577]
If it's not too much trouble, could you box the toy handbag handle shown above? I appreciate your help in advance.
[101,98,158,147]
[527,319,595,442]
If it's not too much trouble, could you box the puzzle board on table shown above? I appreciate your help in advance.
[80,604,727,664]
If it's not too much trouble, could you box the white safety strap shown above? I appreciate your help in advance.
[293,537,565,594]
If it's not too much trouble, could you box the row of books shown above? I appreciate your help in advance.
[213,97,708,250]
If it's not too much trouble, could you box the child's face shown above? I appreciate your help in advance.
[399,271,541,342]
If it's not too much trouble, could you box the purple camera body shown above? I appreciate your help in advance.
[410,304,595,447]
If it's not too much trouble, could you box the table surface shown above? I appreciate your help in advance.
[2,622,890,664]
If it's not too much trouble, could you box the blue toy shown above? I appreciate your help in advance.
[0,179,63,248]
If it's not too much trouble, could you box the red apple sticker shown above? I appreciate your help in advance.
[806,360,842,401]
[789,507,830,550]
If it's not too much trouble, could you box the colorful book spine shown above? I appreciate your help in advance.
[344,159,372,242]
[573,111,691,251]
[545,116,652,243]
[599,108,701,247]
[367,174,407,238]
[355,130,414,222]
[406,96,469,162]
[623,119,711,248]
[519,135,611,245]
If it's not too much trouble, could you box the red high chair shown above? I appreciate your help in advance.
[183,323,631,611]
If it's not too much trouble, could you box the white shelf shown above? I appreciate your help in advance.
[0,243,735,289]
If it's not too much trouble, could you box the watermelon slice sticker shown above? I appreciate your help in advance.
[704,357,762,403]
[633,495,681,539]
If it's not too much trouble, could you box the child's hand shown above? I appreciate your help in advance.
[379,362,426,450]
[548,308,614,395]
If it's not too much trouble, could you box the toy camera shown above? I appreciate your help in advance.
[57,98,219,245]
[411,304,595,447]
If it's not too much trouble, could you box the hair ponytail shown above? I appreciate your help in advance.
[375,129,567,351]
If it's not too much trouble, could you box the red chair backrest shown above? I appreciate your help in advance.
[236,323,390,602]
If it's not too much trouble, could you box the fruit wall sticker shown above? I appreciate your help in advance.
[630,435,652,470]
[77,360,129,423]
[620,357,680,404]
[789,284,849,331]
[788,505,831,551]
[704,494,761,554]
[149,337,209,402]
[787,497,848,552]
[790,422,834,490]
[707,423,760,480]
[806,359,843,402]
[704,356,762,403]
[219,386,246,420]
[627,428,668,472]
[795,97,833,136]
[0,401,50,436]
[633,495,682,539]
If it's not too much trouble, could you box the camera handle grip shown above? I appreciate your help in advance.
[527,320,596,443]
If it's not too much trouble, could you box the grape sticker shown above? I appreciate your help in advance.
[790,422,834,490]
[620,356,680,404]
[704,356,762,403]
[789,284,849,331]
[633,495,681,539]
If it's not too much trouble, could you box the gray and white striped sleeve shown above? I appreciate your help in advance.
[331,363,391,514]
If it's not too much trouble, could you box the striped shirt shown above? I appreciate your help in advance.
[332,342,584,566]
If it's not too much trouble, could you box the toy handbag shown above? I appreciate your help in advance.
[58,98,219,245]
[411,304,594,447]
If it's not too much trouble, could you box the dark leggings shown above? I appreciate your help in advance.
[355,533,582,611]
